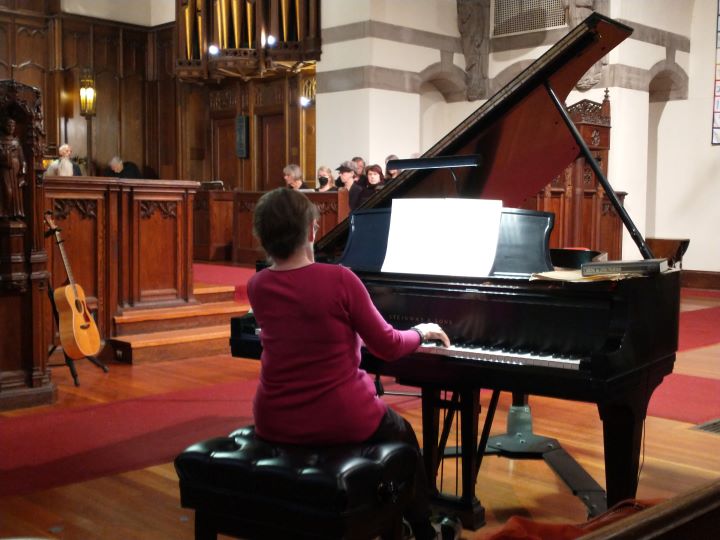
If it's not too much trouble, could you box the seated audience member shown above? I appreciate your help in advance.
[355,163,385,207]
[283,163,307,190]
[336,160,363,209]
[44,144,81,177]
[352,156,367,186]
[315,165,336,192]
[385,154,401,180]
[104,156,142,178]
[247,187,451,540]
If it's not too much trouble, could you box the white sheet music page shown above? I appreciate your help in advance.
[381,198,503,277]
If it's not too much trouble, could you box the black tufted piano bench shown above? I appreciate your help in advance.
[174,425,418,540]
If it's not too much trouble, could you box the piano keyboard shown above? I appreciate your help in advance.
[417,343,582,370]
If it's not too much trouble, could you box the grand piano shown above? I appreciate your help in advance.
[230,13,680,530]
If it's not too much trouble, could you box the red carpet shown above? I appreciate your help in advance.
[682,288,720,299]
[0,377,420,498]
[678,306,720,352]
[0,379,257,498]
[648,373,720,424]
[193,262,255,303]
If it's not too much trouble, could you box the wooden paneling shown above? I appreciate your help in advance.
[232,190,349,264]
[193,190,234,261]
[120,30,147,171]
[0,11,49,123]
[178,82,211,181]
[0,14,11,80]
[13,0,48,12]
[153,27,177,180]
[212,116,238,186]
[258,113,285,191]
[12,15,48,90]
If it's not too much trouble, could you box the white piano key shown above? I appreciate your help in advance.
[417,343,582,370]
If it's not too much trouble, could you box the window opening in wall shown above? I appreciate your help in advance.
[491,0,566,38]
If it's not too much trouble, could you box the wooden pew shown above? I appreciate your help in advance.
[232,190,349,264]
[580,478,720,539]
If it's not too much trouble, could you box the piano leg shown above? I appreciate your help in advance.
[597,394,651,506]
[597,362,673,507]
[420,387,486,530]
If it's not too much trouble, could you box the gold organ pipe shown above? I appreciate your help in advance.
[196,0,204,56]
[231,0,241,47]
[214,0,222,47]
[246,0,253,47]
[295,0,301,40]
[220,0,230,49]
[281,0,289,41]
[184,0,195,60]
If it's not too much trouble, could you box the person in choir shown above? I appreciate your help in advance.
[0,116,26,219]
[314,165,336,192]
[385,153,401,180]
[282,163,307,190]
[44,144,82,177]
[354,163,385,207]
[336,160,363,209]
[247,187,451,540]
[103,156,142,179]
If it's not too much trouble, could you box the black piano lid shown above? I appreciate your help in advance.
[316,13,633,260]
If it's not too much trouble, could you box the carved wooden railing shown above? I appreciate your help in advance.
[43,177,199,354]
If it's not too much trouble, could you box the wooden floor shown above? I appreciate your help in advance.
[1,291,719,539]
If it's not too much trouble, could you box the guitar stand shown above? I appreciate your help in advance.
[46,280,108,387]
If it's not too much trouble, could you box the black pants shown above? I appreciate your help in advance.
[365,407,436,540]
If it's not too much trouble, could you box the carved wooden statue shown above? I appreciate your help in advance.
[0,79,55,411]
[0,116,27,219]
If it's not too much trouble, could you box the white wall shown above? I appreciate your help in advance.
[317,0,460,170]
[613,0,695,36]
[61,0,174,26]
[651,0,719,270]
[322,0,459,35]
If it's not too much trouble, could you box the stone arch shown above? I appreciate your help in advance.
[647,60,688,102]
[417,62,467,103]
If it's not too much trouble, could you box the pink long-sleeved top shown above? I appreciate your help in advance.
[247,263,421,444]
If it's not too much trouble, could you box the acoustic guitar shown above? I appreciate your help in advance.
[44,213,102,360]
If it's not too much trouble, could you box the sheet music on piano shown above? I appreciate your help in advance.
[381,198,503,278]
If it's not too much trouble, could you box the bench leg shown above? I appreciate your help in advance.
[194,511,218,540]
[380,515,404,540]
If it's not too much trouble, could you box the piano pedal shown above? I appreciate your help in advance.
[485,404,558,456]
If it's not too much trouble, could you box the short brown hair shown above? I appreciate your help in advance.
[365,164,384,179]
[253,188,319,260]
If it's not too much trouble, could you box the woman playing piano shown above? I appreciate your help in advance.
[247,187,452,540]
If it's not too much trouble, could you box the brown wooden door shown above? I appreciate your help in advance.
[258,113,285,191]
